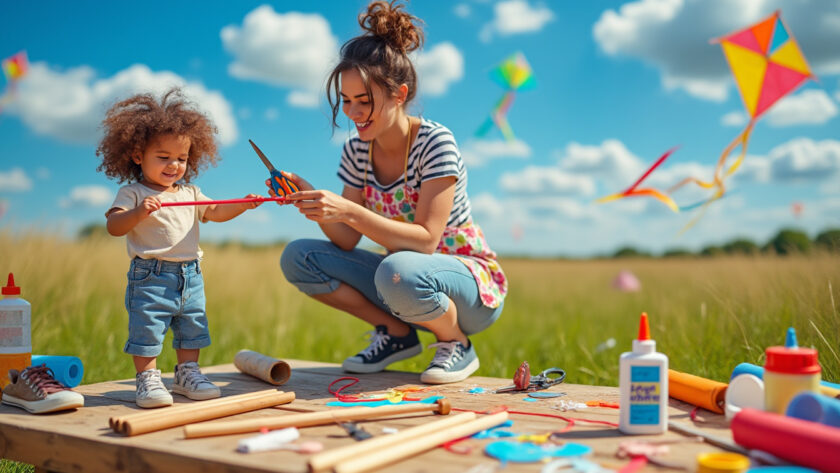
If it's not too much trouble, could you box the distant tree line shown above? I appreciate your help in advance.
[613,228,840,258]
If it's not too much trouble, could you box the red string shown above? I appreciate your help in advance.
[327,376,421,403]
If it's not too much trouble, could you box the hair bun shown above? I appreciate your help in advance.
[359,0,424,53]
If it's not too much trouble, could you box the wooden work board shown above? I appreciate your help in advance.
[0,359,734,472]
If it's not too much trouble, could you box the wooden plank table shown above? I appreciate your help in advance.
[0,359,734,472]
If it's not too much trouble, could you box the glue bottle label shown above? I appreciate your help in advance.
[629,366,661,425]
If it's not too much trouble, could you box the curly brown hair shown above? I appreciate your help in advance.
[96,88,219,184]
[326,0,424,129]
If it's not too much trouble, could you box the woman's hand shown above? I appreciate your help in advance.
[283,190,355,223]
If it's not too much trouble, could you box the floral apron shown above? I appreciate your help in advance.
[363,123,507,308]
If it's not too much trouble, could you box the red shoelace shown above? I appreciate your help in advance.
[22,364,68,397]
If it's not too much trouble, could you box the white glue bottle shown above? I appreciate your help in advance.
[619,312,668,434]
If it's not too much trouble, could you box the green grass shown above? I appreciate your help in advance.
[1,231,839,471]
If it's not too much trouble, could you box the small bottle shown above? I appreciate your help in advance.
[0,273,32,396]
[619,312,669,434]
[763,327,821,414]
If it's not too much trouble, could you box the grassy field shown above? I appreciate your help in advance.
[1,231,839,472]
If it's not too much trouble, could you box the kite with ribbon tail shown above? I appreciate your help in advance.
[0,51,28,114]
[475,52,535,142]
[597,11,814,227]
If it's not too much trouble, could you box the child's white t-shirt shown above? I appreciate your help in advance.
[107,182,210,262]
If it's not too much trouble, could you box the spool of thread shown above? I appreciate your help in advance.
[30,355,84,388]
[731,408,840,473]
[696,452,750,473]
[730,363,840,396]
[668,369,727,414]
[233,350,291,386]
[725,374,764,421]
[785,392,840,428]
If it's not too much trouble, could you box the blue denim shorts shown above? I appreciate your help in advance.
[124,257,210,357]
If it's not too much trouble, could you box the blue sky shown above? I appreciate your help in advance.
[1,0,839,257]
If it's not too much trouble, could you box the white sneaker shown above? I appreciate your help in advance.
[420,340,480,384]
[136,369,173,408]
[172,362,220,400]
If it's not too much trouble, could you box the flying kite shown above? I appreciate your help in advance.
[475,52,535,142]
[597,11,814,224]
[0,51,29,114]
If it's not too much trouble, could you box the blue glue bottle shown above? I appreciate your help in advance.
[619,312,669,434]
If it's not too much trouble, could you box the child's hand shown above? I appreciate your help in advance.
[242,194,262,210]
[137,196,161,216]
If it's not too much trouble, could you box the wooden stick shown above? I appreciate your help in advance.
[110,389,283,433]
[308,412,476,472]
[184,398,451,439]
[334,412,509,473]
[122,391,295,436]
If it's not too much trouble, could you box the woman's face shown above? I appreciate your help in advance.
[340,68,401,142]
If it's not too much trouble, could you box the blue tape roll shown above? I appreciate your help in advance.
[731,362,840,390]
[31,355,84,388]
[786,392,840,428]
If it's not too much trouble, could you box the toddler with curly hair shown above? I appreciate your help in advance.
[98,88,261,408]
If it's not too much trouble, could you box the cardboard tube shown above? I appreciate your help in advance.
[668,369,727,414]
[333,412,509,473]
[731,408,840,473]
[184,398,451,439]
[308,412,476,472]
[234,350,291,386]
[110,389,282,433]
[123,391,295,436]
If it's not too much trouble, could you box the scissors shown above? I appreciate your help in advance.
[249,139,300,197]
[494,361,566,394]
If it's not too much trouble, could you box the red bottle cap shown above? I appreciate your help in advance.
[765,346,820,375]
[637,312,651,340]
[2,273,20,296]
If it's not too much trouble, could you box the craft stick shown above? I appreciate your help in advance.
[160,196,285,207]
[668,369,728,414]
[184,398,451,439]
[308,412,476,472]
[110,389,282,432]
[234,350,291,386]
[333,412,509,473]
[120,391,295,436]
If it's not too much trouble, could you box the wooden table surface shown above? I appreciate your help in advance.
[0,359,734,472]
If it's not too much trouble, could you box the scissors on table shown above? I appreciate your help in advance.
[494,361,566,394]
[249,139,299,197]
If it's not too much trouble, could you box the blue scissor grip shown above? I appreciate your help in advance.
[270,170,298,197]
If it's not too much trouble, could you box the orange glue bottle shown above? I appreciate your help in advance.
[619,312,669,434]
[0,273,32,397]
[763,327,821,414]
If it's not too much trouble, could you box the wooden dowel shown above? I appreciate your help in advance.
[123,391,295,436]
[184,398,451,439]
[110,389,283,433]
[308,412,476,472]
[333,411,509,473]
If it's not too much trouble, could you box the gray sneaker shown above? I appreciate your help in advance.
[136,369,173,408]
[420,340,479,384]
[172,362,220,400]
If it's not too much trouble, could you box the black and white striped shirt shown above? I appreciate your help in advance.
[337,118,472,227]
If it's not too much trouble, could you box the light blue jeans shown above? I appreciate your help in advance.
[280,239,503,335]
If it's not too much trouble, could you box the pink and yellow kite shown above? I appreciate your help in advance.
[475,52,535,142]
[0,51,29,113]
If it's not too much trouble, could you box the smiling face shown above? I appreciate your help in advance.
[340,68,403,142]
[133,134,191,191]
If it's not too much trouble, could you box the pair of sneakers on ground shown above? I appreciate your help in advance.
[342,325,479,384]
[135,361,220,408]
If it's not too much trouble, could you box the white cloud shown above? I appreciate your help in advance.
[556,139,645,187]
[413,42,464,97]
[59,185,114,208]
[221,6,338,108]
[461,139,531,167]
[12,63,237,145]
[721,110,748,127]
[264,107,279,121]
[287,90,321,108]
[481,0,554,42]
[454,4,471,18]
[764,89,838,127]
[0,168,33,192]
[593,0,840,102]
[35,167,50,180]
[767,138,840,181]
[238,107,252,120]
[499,166,596,196]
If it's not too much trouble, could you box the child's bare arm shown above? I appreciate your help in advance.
[202,194,262,222]
[106,196,160,236]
